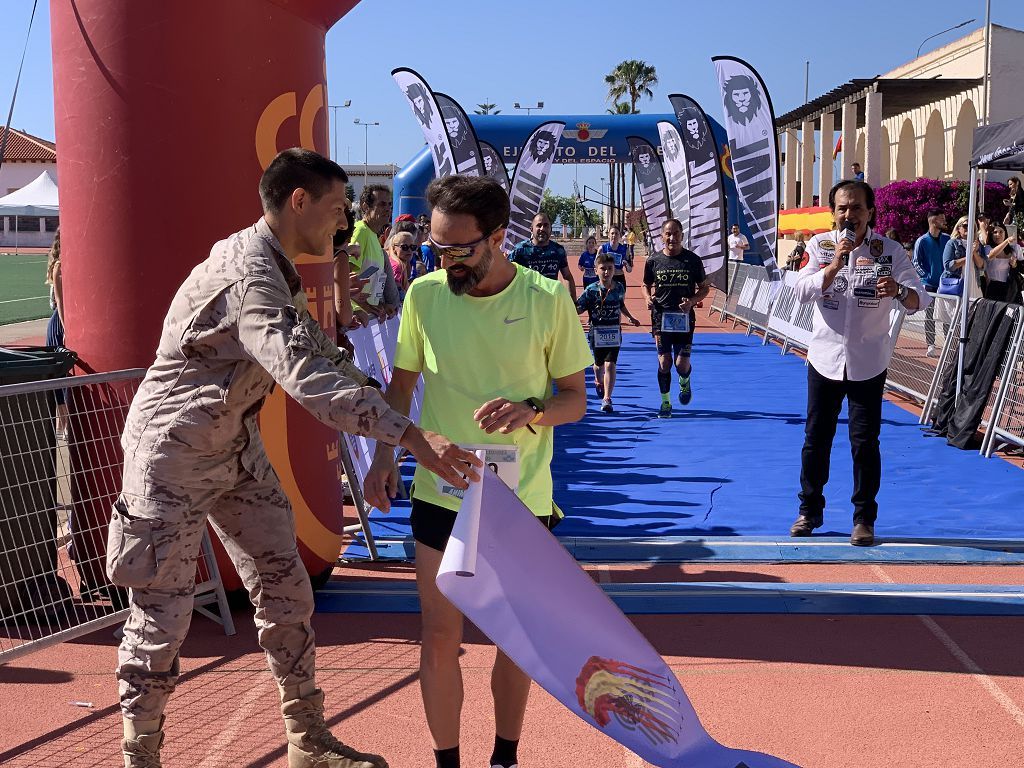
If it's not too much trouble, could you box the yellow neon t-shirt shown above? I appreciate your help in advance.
[395,264,593,516]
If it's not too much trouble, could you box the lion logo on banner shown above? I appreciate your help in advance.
[528,129,558,164]
[723,73,762,126]
[662,130,682,164]
[441,104,468,149]
[632,144,660,185]
[405,82,434,128]
[575,656,681,747]
[678,108,710,153]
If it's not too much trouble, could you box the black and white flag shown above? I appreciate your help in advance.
[626,136,670,253]
[656,121,690,250]
[502,121,565,252]
[711,56,782,290]
[392,68,457,178]
[434,92,486,177]
[667,94,728,290]
[480,140,511,193]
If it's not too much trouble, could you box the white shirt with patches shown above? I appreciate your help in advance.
[795,229,930,382]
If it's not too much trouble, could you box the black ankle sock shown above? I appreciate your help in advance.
[490,735,519,767]
[657,370,671,394]
[434,745,460,768]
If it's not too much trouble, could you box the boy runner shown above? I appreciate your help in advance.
[576,252,641,412]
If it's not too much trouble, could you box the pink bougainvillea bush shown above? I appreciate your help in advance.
[874,178,1008,244]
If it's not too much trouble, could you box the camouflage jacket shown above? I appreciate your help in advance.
[121,218,411,488]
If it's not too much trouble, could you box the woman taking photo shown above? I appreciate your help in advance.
[983,223,1019,303]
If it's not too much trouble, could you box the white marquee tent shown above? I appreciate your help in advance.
[0,170,59,216]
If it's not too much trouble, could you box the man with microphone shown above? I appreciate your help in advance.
[790,180,929,546]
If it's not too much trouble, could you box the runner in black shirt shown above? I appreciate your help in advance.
[642,218,711,417]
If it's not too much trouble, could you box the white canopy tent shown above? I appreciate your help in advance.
[0,170,59,216]
[959,116,1024,399]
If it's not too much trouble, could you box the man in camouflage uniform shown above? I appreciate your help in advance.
[108,149,480,768]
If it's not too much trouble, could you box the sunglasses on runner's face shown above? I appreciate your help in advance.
[428,229,497,261]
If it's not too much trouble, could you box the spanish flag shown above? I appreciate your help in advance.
[833,135,842,160]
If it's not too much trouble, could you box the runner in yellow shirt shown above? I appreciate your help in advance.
[364,175,591,768]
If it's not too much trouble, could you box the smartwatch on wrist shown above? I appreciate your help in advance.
[896,284,909,302]
[524,397,545,423]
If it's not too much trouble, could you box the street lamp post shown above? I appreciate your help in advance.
[513,101,544,116]
[915,18,975,58]
[353,118,380,185]
[328,100,352,162]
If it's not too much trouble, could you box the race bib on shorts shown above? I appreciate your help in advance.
[437,444,520,499]
[660,312,690,333]
[593,326,622,348]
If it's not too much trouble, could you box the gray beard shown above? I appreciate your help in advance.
[446,247,493,296]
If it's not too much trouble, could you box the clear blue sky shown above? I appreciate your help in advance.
[3,0,1022,201]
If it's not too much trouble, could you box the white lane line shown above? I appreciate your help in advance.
[870,565,1024,730]
[0,295,47,304]
[194,678,265,767]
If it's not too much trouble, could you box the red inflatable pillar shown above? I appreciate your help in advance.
[52,0,362,588]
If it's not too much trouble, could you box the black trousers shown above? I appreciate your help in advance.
[798,365,886,524]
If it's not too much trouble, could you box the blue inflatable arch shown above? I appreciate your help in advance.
[392,112,746,242]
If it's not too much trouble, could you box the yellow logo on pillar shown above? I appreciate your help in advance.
[256,84,326,169]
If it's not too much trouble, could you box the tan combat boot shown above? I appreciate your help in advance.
[122,717,164,768]
[281,681,388,768]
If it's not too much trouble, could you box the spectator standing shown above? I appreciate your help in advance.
[385,229,416,300]
[44,229,68,440]
[983,223,1020,303]
[350,184,400,318]
[912,210,949,356]
[727,224,749,262]
[786,231,808,271]
[939,217,986,328]
[1003,176,1024,231]
[850,162,864,181]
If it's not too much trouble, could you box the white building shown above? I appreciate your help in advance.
[0,128,59,250]
[777,23,1024,208]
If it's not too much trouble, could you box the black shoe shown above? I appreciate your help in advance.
[601,400,613,414]
[851,522,875,547]
[789,514,822,537]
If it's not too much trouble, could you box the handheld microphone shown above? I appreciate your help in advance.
[839,222,856,264]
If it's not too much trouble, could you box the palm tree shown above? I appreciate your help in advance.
[605,60,658,222]
[474,100,501,115]
[606,101,634,229]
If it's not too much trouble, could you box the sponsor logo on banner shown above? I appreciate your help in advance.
[870,239,883,258]
[563,122,608,142]
[712,56,783,294]
[627,136,670,252]
[667,94,728,290]
[576,656,682,746]
[434,92,486,177]
[392,68,457,179]
[502,122,566,252]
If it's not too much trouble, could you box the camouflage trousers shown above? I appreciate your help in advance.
[108,461,316,721]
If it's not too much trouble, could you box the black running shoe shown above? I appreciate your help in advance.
[601,400,613,414]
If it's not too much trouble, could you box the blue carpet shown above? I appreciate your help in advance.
[348,333,1024,553]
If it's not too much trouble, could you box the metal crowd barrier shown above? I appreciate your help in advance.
[887,293,958,406]
[980,305,1024,456]
[720,267,1024,460]
[0,369,234,665]
[708,261,737,320]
